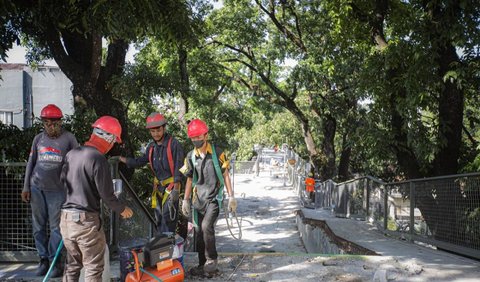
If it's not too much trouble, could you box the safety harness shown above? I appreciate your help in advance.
[191,144,224,226]
[148,137,175,209]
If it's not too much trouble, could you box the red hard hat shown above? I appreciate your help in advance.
[40,104,63,119]
[91,116,122,143]
[146,112,167,129]
[187,119,208,138]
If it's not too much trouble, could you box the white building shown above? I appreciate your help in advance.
[0,64,73,128]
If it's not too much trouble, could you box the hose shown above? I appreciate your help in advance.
[140,267,163,282]
[227,254,246,281]
[42,239,63,282]
[223,203,242,240]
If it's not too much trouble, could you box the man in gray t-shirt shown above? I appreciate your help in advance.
[21,104,78,277]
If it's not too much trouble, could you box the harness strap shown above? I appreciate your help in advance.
[191,144,225,227]
[148,137,175,208]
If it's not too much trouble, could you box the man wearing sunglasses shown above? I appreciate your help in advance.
[21,104,79,277]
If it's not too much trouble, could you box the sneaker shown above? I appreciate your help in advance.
[35,258,49,276]
[204,259,218,274]
[189,265,204,276]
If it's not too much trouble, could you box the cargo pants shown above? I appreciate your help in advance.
[60,210,106,282]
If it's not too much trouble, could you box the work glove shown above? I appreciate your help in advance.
[121,207,134,219]
[228,197,238,213]
[182,199,191,217]
[169,188,179,203]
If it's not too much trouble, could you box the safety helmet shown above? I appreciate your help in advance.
[40,104,63,119]
[146,112,167,129]
[91,116,122,143]
[187,119,208,138]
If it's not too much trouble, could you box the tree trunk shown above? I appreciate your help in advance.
[338,132,351,181]
[431,44,464,176]
[320,114,336,180]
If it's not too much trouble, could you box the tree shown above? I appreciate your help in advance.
[2,0,194,151]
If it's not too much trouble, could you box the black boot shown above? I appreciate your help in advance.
[50,262,64,278]
[35,258,49,276]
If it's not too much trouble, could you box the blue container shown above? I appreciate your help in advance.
[118,238,148,282]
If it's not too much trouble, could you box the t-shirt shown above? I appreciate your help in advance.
[181,143,229,210]
[61,145,125,214]
[23,130,78,192]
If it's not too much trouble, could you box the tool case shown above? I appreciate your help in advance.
[143,234,175,267]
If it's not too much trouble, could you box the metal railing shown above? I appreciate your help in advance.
[286,149,480,259]
[0,161,155,261]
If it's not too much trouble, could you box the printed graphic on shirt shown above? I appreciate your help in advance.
[37,146,63,170]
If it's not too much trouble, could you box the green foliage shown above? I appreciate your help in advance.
[234,111,305,161]
[0,122,41,162]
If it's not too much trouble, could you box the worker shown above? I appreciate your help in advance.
[119,112,184,235]
[181,118,237,277]
[21,104,79,277]
[60,116,133,281]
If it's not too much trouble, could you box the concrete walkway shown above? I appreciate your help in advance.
[1,170,479,281]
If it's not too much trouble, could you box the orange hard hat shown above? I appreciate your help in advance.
[91,116,122,143]
[40,104,63,119]
[187,119,208,138]
[146,112,167,129]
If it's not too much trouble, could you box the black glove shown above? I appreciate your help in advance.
[169,189,180,203]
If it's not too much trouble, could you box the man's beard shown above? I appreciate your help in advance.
[45,127,62,138]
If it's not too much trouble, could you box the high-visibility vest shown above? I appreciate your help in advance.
[305,177,315,193]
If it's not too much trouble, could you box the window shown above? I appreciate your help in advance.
[0,111,13,125]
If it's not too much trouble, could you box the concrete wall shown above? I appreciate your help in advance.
[296,214,344,254]
[0,69,25,128]
[30,66,73,121]
[0,64,73,129]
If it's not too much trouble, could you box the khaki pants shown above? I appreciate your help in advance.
[60,211,106,282]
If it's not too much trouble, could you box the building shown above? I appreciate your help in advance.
[0,64,73,128]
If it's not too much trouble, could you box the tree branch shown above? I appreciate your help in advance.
[43,26,81,82]
[254,0,307,53]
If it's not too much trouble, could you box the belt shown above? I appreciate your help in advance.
[61,210,99,221]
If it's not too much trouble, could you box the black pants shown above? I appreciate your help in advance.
[196,200,219,266]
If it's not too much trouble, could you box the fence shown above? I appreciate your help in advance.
[0,161,155,261]
[286,150,480,259]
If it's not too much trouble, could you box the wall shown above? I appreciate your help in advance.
[0,64,73,128]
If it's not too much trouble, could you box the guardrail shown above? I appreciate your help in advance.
[285,150,480,259]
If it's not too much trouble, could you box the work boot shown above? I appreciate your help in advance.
[50,262,64,278]
[204,259,218,274]
[188,265,204,276]
[35,258,49,276]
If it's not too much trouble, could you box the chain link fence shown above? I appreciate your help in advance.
[0,161,155,261]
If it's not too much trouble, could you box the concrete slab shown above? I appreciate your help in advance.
[300,207,480,282]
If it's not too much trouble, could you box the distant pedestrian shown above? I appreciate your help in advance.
[60,116,133,281]
[119,112,184,235]
[21,104,79,277]
[181,119,237,277]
